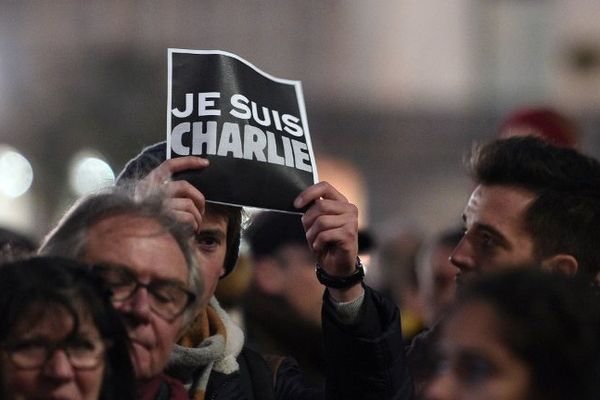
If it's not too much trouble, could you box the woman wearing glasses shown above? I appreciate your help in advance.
[0,256,135,400]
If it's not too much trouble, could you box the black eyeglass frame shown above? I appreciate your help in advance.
[95,264,196,320]
[1,337,110,370]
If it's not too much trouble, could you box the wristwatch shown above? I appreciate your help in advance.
[315,257,365,289]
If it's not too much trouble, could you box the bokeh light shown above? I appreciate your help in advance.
[0,145,34,198]
[69,150,115,196]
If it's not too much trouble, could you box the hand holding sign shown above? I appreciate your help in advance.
[139,156,209,232]
[294,181,363,302]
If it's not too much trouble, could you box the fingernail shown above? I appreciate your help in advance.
[294,196,302,208]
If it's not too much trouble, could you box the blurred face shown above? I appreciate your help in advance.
[450,185,537,285]
[421,244,460,327]
[425,301,531,400]
[277,245,323,328]
[82,214,189,381]
[1,305,105,400]
[193,211,228,308]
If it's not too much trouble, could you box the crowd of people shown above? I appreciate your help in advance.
[1,107,600,399]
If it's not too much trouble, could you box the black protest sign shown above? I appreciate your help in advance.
[167,49,318,213]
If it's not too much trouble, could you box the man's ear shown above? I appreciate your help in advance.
[541,254,579,277]
[253,258,286,295]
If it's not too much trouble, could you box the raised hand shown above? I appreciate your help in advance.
[139,156,208,232]
[294,181,363,301]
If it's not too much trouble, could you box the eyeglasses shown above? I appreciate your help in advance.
[95,264,196,320]
[2,337,108,370]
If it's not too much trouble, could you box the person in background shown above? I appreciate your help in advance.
[498,106,580,148]
[244,211,327,385]
[0,227,36,264]
[415,228,463,329]
[0,256,135,400]
[425,269,600,400]
[407,229,462,395]
[376,229,424,341]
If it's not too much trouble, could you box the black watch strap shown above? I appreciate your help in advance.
[315,257,365,289]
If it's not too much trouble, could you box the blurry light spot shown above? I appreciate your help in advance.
[0,146,33,198]
[69,152,115,196]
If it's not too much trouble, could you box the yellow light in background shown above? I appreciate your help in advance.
[69,150,115,196]
[0,145,33,198]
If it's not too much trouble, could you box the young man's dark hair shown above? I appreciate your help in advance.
[469,135,600,193]
[525,189,600,281]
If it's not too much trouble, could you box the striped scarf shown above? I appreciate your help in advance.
[167,296,245,400]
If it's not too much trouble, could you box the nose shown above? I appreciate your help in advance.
[449,235,475,273]
[114,286,152,324]
[42,349,75,380]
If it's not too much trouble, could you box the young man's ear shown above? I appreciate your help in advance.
[541,254,578,277]
[253,258,286,295]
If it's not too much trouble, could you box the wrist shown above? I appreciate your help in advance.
[315,257,365,289]
[329,283,365,303]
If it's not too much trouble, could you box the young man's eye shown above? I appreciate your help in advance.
[197,237,218,246]
[195,235,223,250]
[479,232,496,248]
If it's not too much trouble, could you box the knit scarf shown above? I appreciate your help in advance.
[167,296,245,400]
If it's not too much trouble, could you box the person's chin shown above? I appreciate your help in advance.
[131,341,157,379]
[37,392,78,400]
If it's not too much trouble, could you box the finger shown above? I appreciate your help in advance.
[294,181,348,209]
[301,199,357,231]
[305,214,358,249]
[146,157,209,185]
[170,210,200,232]
[306,215,347,245]
[164,198,203,231]
[309,225,358,255]
[164,180,206,215]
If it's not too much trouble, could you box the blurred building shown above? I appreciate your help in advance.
[1,1,599,239]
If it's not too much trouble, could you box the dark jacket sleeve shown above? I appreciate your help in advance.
[321,284,414,400]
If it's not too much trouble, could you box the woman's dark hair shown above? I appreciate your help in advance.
[456,269,600,400]
[0,256,136,399]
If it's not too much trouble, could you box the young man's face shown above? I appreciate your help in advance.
[450,185,538,284]
[193,211,228,307]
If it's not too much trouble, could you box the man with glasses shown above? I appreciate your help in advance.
[40,191,202,398]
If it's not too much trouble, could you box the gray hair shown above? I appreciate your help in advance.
[39,186,203,327]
